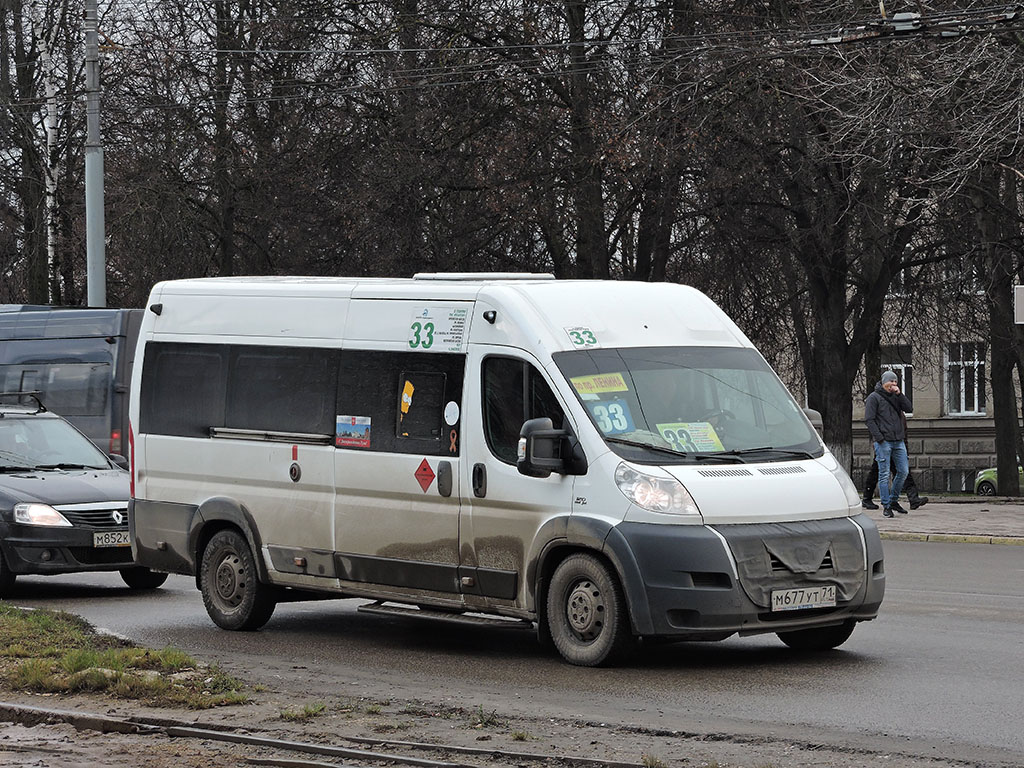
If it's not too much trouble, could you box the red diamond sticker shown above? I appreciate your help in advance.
[414,459,435,493]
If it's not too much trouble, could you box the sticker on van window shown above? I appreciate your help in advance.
[444,400,460,426]
[656,422,724,453]
[565,327,599,348]
[570,373,629,395]
[336,415,371,448]
[409,306,469,352]
[586,399,635,435]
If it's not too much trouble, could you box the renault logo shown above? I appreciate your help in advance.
[111,510,124,525]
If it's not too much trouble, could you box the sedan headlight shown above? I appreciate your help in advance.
[14,503,72,527]
[614,462,700,516]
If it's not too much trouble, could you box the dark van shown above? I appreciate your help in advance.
[0,306,142,456]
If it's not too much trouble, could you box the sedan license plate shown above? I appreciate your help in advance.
[771,585,836,612]
[93,530,131,548]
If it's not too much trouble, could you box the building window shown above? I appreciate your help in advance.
[880,345,913,411]
[946,343,986,415]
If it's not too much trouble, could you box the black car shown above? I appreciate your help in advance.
[0,392,166,594]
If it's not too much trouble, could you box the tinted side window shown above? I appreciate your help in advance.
[482,357,566,464]
[226,347,337,434]
[140,343,227,437]
[337,350,464,455]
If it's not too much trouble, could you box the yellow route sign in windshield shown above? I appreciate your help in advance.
[656,422,724,452]
[570,373,629,395]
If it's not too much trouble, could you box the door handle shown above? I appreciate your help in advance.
[437,461,453,497]
[472,463,487,498]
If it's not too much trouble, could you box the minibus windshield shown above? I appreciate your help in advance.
[553,346,822,463]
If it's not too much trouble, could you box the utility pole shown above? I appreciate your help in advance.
[84,0,106,307]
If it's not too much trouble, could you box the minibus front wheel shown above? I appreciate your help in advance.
[776,619,856,651]
[200,529,277,631]
[546,553,632,666]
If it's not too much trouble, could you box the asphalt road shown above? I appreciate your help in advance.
[6,539,1024,767]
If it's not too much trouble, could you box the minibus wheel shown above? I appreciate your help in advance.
[200,529,277,631]
[119,567,168,590]
[776,619,855,651]
[547,553,631,666]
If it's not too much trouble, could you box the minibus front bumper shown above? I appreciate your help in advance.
[605,514,885,639]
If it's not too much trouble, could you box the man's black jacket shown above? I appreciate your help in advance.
[864,381,913,443]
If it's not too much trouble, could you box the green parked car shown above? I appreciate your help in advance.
[974,465,1024,495]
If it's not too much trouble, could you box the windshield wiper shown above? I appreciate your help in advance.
[605,437,687,457]
[716,447,817,460]
[34,463,105,470]
[0,464,33,472]
[605,438,745,463]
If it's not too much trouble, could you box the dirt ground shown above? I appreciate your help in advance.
[0,684,991,768]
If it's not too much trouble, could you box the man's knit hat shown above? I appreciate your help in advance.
[881,370,898,384]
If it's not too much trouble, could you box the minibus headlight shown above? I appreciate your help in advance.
[614,463,700,516]
[14,503,73,527]
[828,463,862,508]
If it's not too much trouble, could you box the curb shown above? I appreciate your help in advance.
[880,532,1024,545]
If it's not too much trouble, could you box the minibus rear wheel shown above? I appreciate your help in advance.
[776,619,856,651]
[200,529,277,631]
[547,553,631,666]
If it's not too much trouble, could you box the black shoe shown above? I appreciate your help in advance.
[862,498,879,510]
[891,501,908,514]
[883,507,894,518]
[910,496,929,510]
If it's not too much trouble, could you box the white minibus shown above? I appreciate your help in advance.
[128,275,884,665]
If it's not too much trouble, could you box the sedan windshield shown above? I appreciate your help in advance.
[0,416,110,470]
[553,346,822,463]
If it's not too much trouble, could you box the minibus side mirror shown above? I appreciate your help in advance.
[109,453,129,470]
[802,408,823,435]
[517,418,587,478]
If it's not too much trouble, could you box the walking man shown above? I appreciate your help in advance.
[864,371,912,518]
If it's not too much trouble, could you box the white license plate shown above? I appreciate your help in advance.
[771,585,836,612]
[93,530,131,548]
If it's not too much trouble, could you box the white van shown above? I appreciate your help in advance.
[128,274,884,666]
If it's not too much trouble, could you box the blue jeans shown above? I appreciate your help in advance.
[874,440,909,507]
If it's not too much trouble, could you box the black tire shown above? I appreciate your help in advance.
[976,481,996,496]
[200,529,276,631]
[546,553,632,667]
[777,619,856,651]
[119,567,168,590]
[0,549,16,596]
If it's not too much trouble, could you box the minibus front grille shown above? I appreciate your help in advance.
[697,468,753,478]
[769,549,834,573]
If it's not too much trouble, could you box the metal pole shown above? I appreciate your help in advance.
[84,0,106,307]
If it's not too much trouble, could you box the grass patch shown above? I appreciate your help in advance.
[281,702,327,722]
[0,605,248,709]
[641,754,667,768]
[470,706,502,728]
[511,730,529,741]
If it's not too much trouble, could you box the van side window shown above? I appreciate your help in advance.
[140,343,227,437]
[482,357,566,464]
[227,348,337,435]
[141,342,338,438]
[337,350,464,455]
